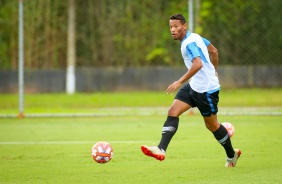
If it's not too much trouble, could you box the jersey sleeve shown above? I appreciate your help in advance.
[186,42,200,61]
[202,37,210,46]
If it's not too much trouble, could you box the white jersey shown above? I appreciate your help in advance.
[180,32,220,93]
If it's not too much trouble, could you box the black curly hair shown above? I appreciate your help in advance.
[170,14,186,25]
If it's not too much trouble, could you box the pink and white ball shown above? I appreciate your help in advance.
[222,122,235,138]
[92,142,113,164]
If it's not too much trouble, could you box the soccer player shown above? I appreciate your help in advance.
[141,14,241,167]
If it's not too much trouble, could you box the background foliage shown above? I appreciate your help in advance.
[0,0,281,69]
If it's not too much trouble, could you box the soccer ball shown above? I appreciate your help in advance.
[91,142,113,164]
[222,122,235,138]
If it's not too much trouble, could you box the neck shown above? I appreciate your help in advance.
[179,31,188,42]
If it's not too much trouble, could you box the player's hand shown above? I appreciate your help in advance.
[166,81,182,95]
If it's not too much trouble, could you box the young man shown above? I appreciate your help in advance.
[141,14,241,167]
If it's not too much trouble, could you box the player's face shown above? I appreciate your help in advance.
[169,20,187,41]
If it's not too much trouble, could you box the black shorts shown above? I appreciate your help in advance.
[175,84,219,117]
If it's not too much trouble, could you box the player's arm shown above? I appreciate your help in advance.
[207,43,218,71]
[202,37,218,71]
[166,57,202,94]
[178,57,202,84]
[166,43,202,94]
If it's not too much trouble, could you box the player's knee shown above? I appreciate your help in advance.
[204,120,220,132]
[204,122,212,131]
[167,106,181,117]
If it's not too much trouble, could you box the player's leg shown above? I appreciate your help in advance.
[203,114,235,158]
[141,84,193,161]
[203,115,241,167]
[157,83,194,152]
[141,99,191,161]
[197,90,241,167]
[158,99,191,151]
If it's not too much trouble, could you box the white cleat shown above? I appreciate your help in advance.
[225,149,242,167]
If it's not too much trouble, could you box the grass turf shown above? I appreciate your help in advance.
[0,88,282,114]
[0,115,281,184]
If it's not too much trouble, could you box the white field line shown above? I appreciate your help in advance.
[0,139,218,145]
[0,141,153,145]
[0,107,281,118]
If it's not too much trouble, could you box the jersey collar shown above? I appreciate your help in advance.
[181,31,191,44]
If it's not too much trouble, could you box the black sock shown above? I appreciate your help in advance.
[213,124,235,158]
[158,116,179,151]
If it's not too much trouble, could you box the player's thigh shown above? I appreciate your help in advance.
[193,91,219,117]
[168,99,191,117]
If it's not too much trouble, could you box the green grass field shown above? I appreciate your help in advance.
[0,88,282,114]
[0,89,282,183]
[0,116,281,184]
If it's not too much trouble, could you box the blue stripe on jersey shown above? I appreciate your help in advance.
[207,87,220,94]
[186,42,209,63]
[206,93,216,113]
[186,42,200,61]
[202,38,210,46]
